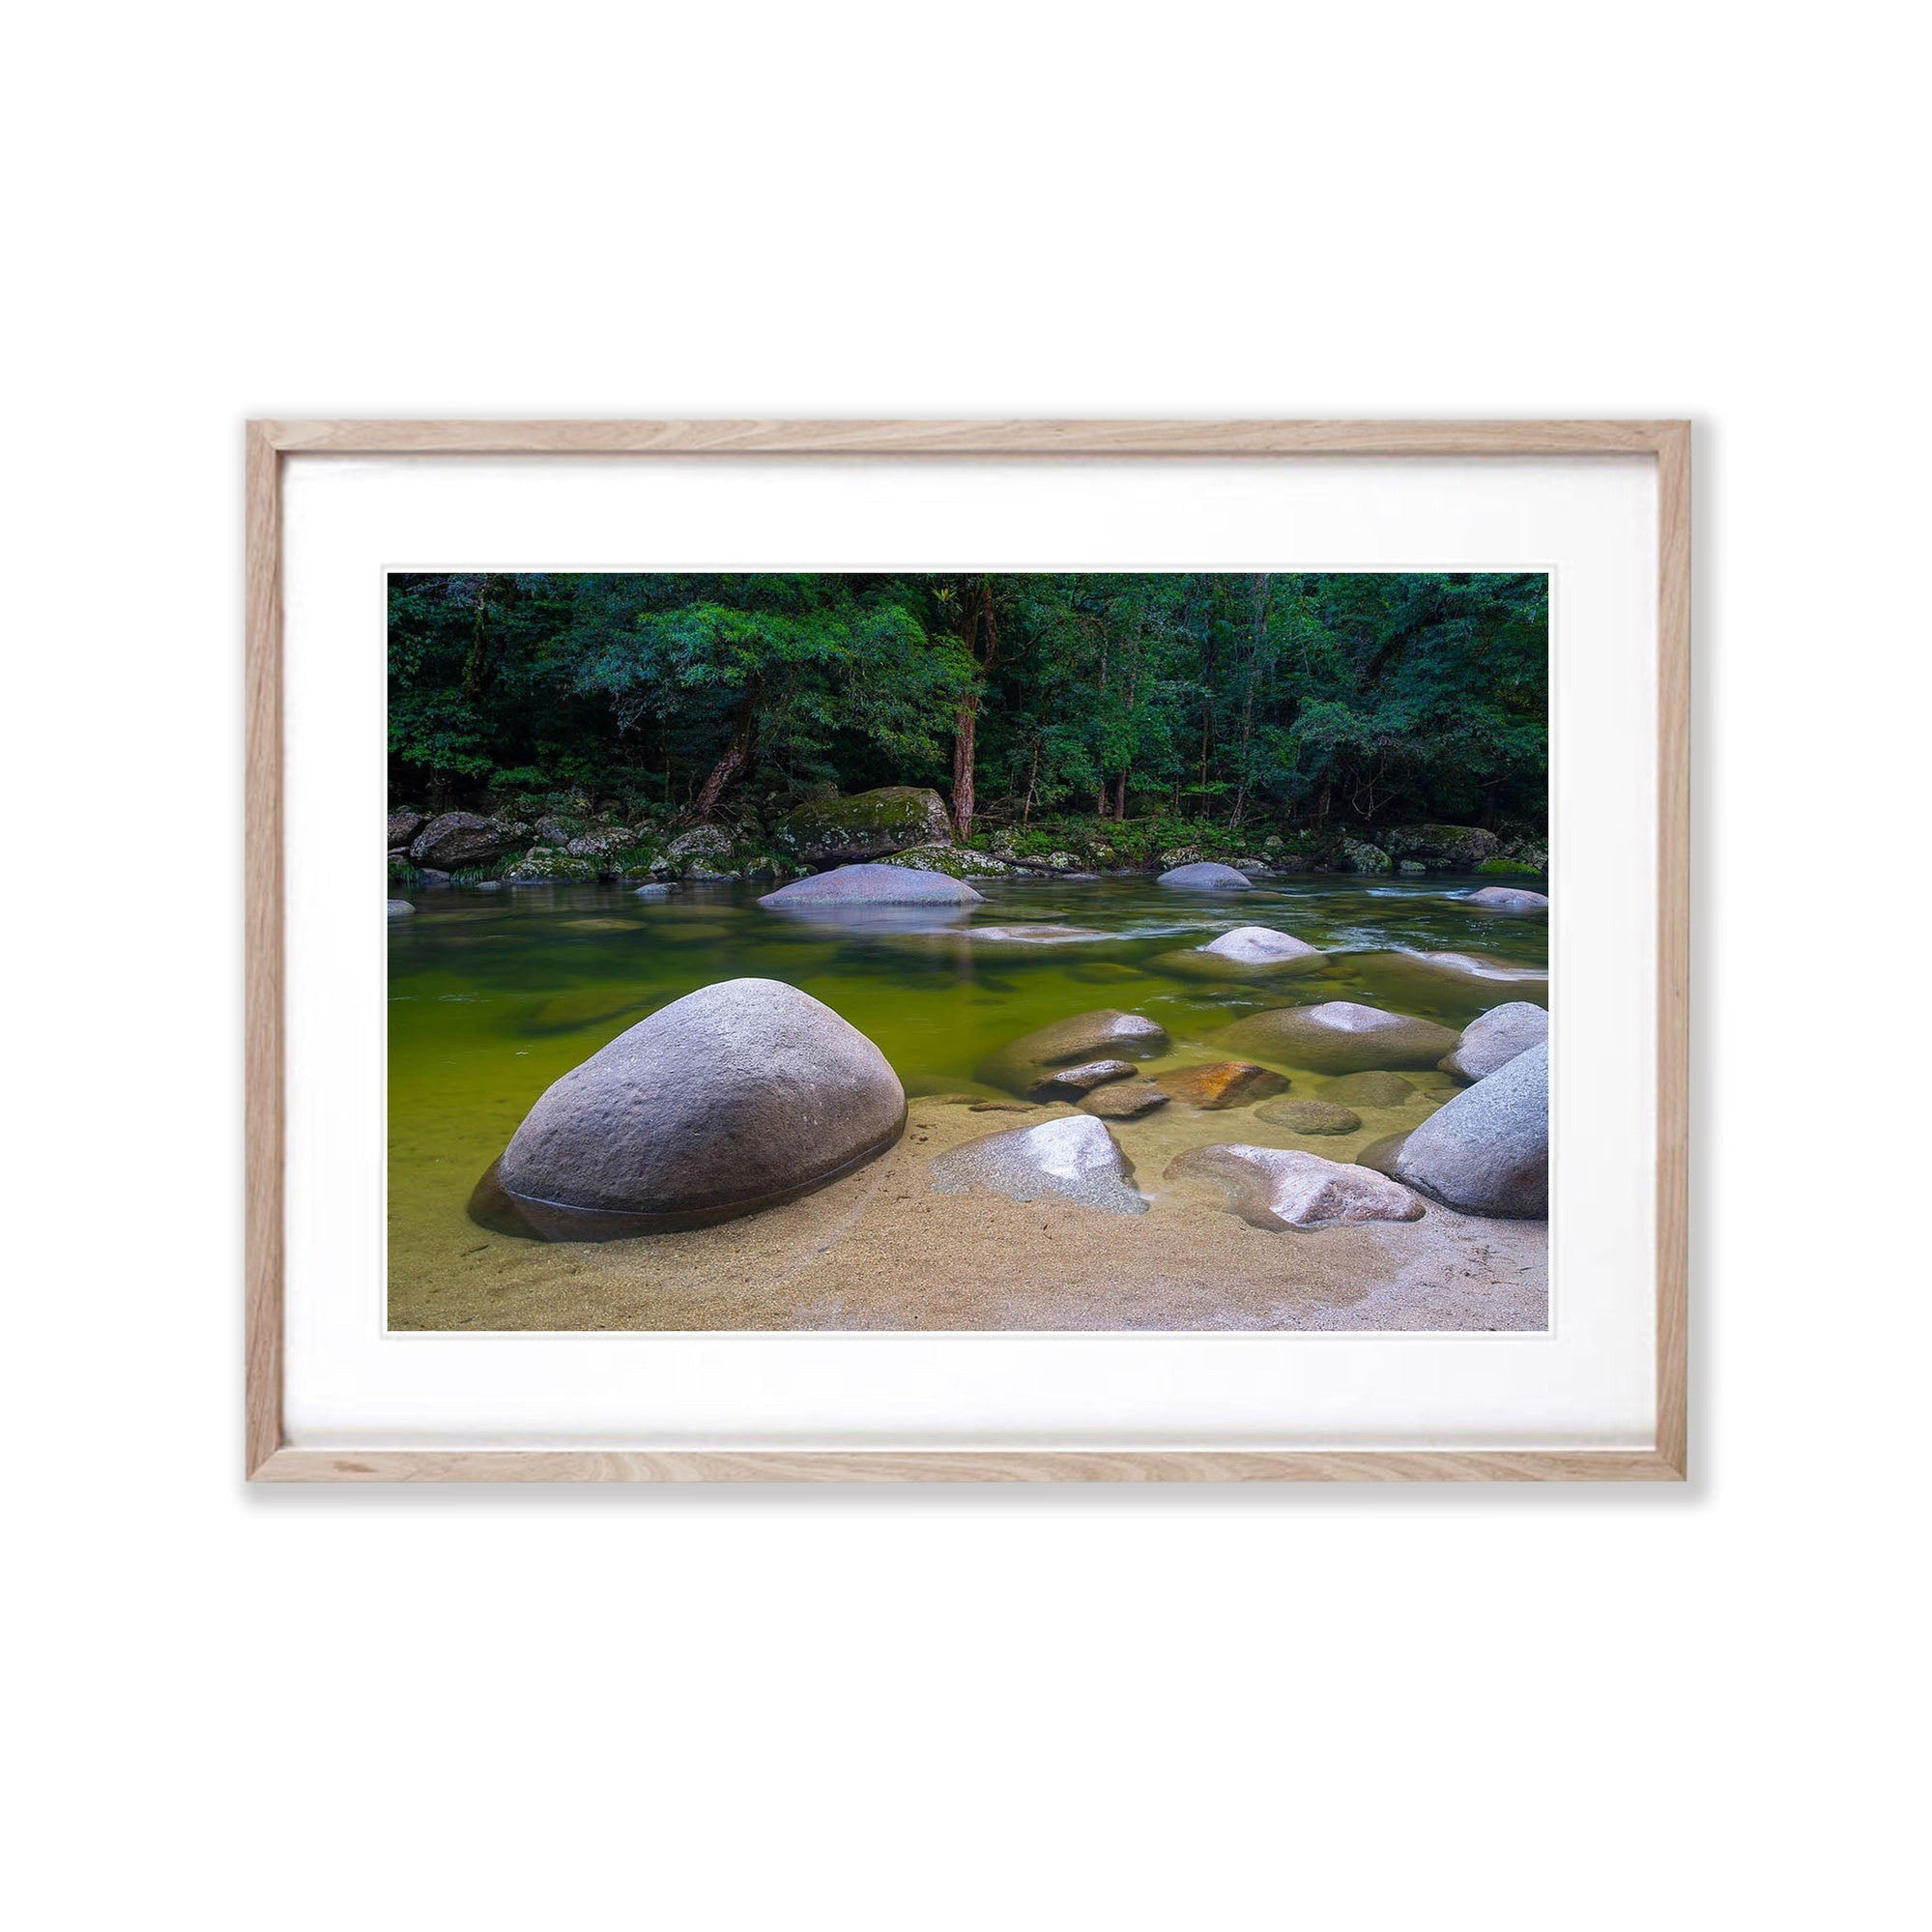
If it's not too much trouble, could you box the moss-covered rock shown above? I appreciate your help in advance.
[503,847,598,883]
[878,843,1015,879]
[1379,824,1500,871]
[1338,837,1392,875]
[775,787,953,863]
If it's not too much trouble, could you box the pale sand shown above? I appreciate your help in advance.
[389,1088,1546,1332]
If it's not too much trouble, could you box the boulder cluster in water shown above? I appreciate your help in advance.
[451,842,1549,1252]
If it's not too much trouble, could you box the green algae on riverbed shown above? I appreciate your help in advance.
[387,873,1547,1331]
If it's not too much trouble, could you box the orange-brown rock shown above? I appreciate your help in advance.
[1153,1060,1290,1110]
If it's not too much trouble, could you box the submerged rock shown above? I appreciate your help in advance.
[1165,1144,1424,1231]
[978,1008,1170,1093]
[1218,1000,1461,1074]
[1440,1001,1549,1082]
[1390,1040,1548,1218]
[632,881,676,898]
[930,1113,1147,1216]
[1156,861,1253,890]
[775,786,953,863]
[1317,1071,1420,1107]
[759,863,983,908]
[1155,925,1327,980]
[1254,1097,1361,1135]
[483,978,906,1237]
[1465,885,1549,911]
[387,899,414,918]
[1354,948,1549,1008]
[1079,1079,1168,1119]
[1028,1059,1138,1101]
[525,988,650,1035]
[1154,1061,1289,1110]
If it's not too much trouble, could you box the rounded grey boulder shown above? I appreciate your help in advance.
[1218,1000,1461,1075]
[409,810,528,870]
[1440,1001,1549,1083]
[488,978,907,1235]
[1156,861,1253,890]
[1165,1144,1424,1230]
[387,898,414,918]
[1155,925,1327,980]
[1392,1039,1548,1218]
[1465,885,1549,911]
[930,1113,1147,1216]
[759,863,983,908]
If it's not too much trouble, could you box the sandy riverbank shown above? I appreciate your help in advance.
[389,1090,1546,1332]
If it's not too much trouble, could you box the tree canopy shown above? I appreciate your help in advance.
[389,571,1547,836]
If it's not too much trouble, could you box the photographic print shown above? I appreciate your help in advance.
[387,570,1549,1333]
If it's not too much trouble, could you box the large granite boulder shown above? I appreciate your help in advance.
[759,864,983,908]
[978,1008,1169,1093]
[1165,1144,1424,1231]
[930,1113,1147,1215]
[775,787,953,863]
[1218,1000,1461,1075]
[1156,861,1252,890]
[387,808,424,851]
[1155,925,1326,981]
[1379,823,1500,871]
[481,978,906,1237]
[409,811,529,870]
[1465,885,1549,911]
[1440,1001,1549,1082]
[1390,1040,1548,1218]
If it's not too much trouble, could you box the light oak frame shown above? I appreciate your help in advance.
[245,419,1690,1484]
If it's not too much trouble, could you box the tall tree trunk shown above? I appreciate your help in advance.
[1112,770,1127,819]
[692,700,755,820]
[950,696,978,841]
[1229,574,1272,829]
[950,576,998,841]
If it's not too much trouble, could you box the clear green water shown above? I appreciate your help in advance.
[388,872,1546,1279]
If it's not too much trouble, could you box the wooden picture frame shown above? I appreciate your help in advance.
[246,418,1689,1483]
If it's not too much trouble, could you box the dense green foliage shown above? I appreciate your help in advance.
[389,571,1546,835]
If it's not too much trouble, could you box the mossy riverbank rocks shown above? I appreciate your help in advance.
[1388,1040,1548,1218]
[1218,1000,1461,1075]
[1165,1144,1425,1231]
[759,864,984,909]
[774,786,953,863]
[474,978,906,1239]
[1440,1001,1548,1082]
[409,811,530,870]
[1156,861,1253,890]
[878,843,1015,879]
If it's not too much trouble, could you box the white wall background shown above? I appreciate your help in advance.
[8,4,1925,1928]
